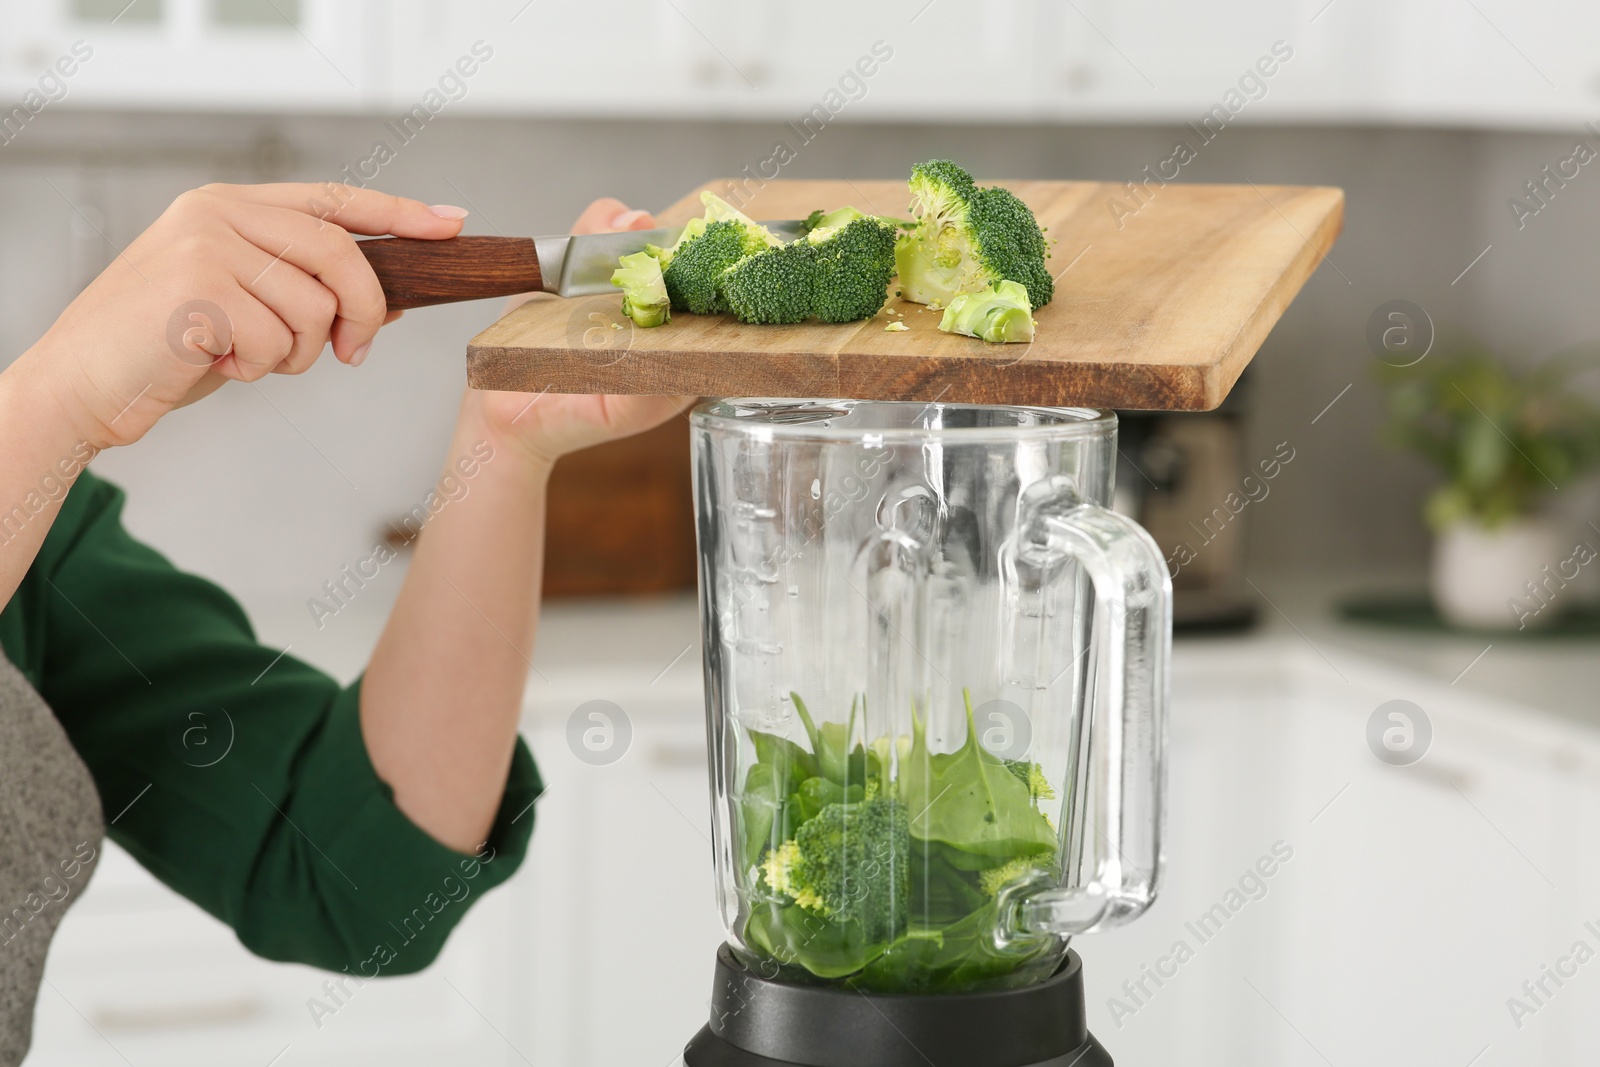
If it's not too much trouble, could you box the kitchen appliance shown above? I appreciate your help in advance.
[684,399,1171,1067]
[1115,376,1259,632]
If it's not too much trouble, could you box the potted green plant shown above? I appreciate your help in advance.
[1379,348,1600,629]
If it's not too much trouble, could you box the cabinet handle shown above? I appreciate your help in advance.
[91,997,264,1033]
[648,741,707,769]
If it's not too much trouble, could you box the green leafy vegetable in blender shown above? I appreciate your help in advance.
[740,690,1061,993]
[762,797,910,941]
[895,159,1055,312]
[608,251,671,328]
[938,280,1035,344]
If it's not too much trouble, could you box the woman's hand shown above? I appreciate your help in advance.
[472,197,693,469]
[17,183,467,450]
[364,196,690,850]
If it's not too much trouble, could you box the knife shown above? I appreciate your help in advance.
[357,221,810,311]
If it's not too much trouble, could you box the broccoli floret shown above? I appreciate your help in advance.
[718,215,896,325]
[719,243,818,324]
[609,251,670,328]
[762,798,910,943]
[663,220,766,314]
[896,159,1054,311]
[646,217,704,272]
[807,216,898,323]
[938,280,1034,344]
[701,191,783,241]
[654,193,782,314]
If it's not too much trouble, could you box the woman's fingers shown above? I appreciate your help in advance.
[233,241,339,375]
[220,203,390,362]
[614,209,656,230]
[570,197,656,235]
[570,198,629,235]
[209,287,294,383]
[599,394,696,439]
[199,182,469,239]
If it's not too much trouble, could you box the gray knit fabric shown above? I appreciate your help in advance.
[0,653,103,1067]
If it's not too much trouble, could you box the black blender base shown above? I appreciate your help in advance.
[684,1024,1112,1067]
[682,945,1114,1067]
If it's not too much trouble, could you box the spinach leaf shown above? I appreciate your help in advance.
[750,729,816,781]
[899,691,1057,864]
[738,762,785,872]
[854,901,1057,994]
[792,692,878,788]
[744,901,889,978]
[796,776,865,823]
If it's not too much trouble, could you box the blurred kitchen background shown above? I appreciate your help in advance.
[7,1,1600,1065]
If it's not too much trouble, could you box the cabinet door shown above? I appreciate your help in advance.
[377,0,688,117]
[1034,0,1294,120]
[1264,674,1576,1066]
[508,713,724,1067]
[32,842,514,1067]
[822,0,1038,121]
[3,0,373,111]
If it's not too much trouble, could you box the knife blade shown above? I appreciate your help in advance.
[358,221,810,311]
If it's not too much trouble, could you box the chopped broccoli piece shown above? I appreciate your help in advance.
[807,216,898,323]
[977,855,1049,898]
[655,193,783,313]
[804,205,864,236]
[701,191,784,244]
[762,798,910,943]
[718,215,896,325]
[938,280,1035,344]
[609,251,670,328]
[719,243,818,324]
[646,217,705,272]
[663,219,767,314]
[896,159,1054,311]
[1003,757,1056,801]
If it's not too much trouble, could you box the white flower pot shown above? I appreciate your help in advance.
[1431,517,1567,631]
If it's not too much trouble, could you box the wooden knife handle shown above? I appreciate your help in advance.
[357,236,543,310]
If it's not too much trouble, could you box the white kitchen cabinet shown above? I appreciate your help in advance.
[9,0,1600,129]
[507,715,724,1065]
[1075,643,1600,1066]
[30,673,718,1067]
[1,0,376,112]
[31,842,516,1067]
[373,0,691,119]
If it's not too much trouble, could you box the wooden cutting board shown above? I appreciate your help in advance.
[466,178,1343,411]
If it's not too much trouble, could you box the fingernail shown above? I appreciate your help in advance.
[611,209,650,229]
[429,204,469,220]
[350,342,372,367]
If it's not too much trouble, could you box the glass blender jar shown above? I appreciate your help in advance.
[685,399,1170,1067]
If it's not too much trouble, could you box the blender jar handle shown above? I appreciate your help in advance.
[1002,495,1171,939]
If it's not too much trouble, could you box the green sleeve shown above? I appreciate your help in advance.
[2,471,541,975]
